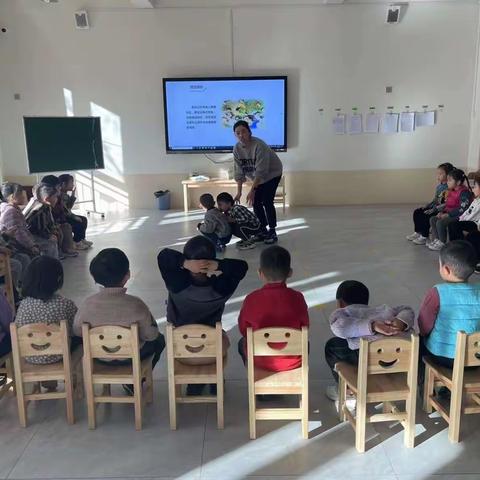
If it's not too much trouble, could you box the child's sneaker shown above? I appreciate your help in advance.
[75,241,89,250]
[264,231,278,245]
[406,232,420,241]
[428,240,444,251]
[82,239,93,247]
[236,240,256,250]
[413,235,427,245]
[250,231,268,243]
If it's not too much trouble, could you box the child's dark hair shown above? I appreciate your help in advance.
[233,120,251,134]
[58,174,73,185]
[183,235,216,260]
[40,175,60,187]
[199,193,215,209]
[217,192,234,205]
[22,256,64,301]
[439,240,477,281]
[1,182,24,200]
[336,280,370,306]
[36,184,58,202]
[260,246,291,282]
[90,248,130,287]
[438,163,454,176]
[448,168,471,192]
[474,173,480,188]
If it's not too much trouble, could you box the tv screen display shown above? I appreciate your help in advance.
[163,76,287,153]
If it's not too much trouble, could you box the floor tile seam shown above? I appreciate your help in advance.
[4,421,43,480]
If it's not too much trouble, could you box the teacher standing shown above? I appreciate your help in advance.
[232,120,283,245]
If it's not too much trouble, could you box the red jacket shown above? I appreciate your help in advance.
[238,282,309,372]
[444,185,472,217]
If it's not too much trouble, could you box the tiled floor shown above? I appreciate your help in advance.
[1,205,480,480]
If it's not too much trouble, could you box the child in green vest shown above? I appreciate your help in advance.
[418,240,480,381]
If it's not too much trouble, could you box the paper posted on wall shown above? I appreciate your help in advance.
[348,114,363,134]
[365,113,380,133]
[333,114,346,135]
[381,113,399,134]
[415,111,436,127]
[400,112,415,133]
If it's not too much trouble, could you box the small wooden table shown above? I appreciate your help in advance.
[181,177,286,214]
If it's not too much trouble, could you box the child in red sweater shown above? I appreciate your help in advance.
[237,245,309,372]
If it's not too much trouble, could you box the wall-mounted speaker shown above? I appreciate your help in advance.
[74,10,89,30]
[386,5,402,24]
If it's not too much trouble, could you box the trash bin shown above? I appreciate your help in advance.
[154,190,171,210]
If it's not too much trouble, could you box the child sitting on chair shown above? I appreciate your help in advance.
[22,184,60,259]
[418,240,480,379]
[237,246,309,372]
[58,174,92,250]
[15,256,81,369]
[158,236,248,395]
[197,193,231,253]
[216,192,262,250]
[73,248,165,396]
[324,280,414,401]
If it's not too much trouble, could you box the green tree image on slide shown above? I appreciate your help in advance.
[222,99,265,129]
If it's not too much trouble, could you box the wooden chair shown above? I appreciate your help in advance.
[336,334,419,453]
[0,252,17,400]
[0,251,16,314]
[0,352,15,400]
[166,322,224,430]
[247,326,309,440]
[82,323,154,431]
[10,320,83,427]
[423,331,480,443]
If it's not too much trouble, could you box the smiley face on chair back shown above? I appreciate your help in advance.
[465,332,480,367]
[88,325,134,359]
[16,322,65,358]
[252,327,303,356]
[172,324,217,358]
[367,337,412,374]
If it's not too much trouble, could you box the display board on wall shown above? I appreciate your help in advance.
[23,117,104,174]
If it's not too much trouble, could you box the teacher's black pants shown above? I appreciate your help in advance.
[254,176,281,232]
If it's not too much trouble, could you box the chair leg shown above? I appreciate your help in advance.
[405,394,416,448]
[64,373,75,425]
[338,377,346,422]
[168,379,177,430]
[15,380,27,428]
[133,385,143,431]
[84,368,96,430]
[217,379,224,430]
[424,365,434,414]
[301,391,309,439]
[6,357,15,396]
[248,391,256,440]
[355,396,367,453]
[448,387,463,443]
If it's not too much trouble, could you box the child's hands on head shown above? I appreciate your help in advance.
[183,259,219,274]
[372,320,403,336]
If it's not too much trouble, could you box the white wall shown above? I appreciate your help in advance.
[0,0,479,203]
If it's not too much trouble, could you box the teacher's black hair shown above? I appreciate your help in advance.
[233,120,251,134]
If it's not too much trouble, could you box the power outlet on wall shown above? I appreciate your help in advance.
[386,86,393,93]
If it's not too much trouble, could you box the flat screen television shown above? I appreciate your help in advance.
[163,76,287,153]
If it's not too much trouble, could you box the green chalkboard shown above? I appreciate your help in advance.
[23,117,104,174]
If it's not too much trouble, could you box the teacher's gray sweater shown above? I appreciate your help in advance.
[233,137,283,184]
